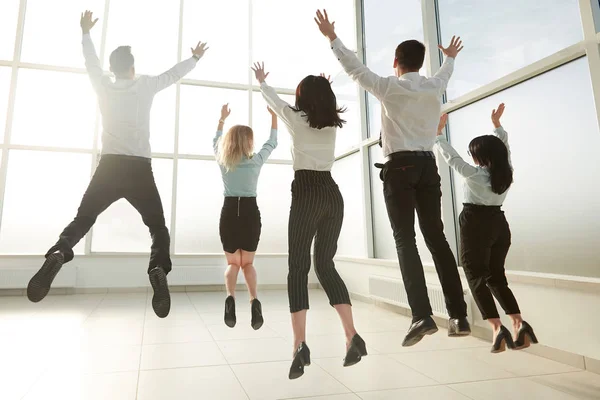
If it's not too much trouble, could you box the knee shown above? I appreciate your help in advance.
[486,275,508,288]
[225,265,240,279]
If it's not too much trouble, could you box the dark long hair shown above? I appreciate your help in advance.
[469,135,513,195]
[292,75,346,129]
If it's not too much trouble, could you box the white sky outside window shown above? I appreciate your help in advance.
[252,0,356,89]
[251,91,293,160]
[105,0,179,76]
[438,0,583,100]
[181,0,249,84]
[0,151,91,254]
[21,0,105,67]
[0,67,11,143]
[0,0,20,61]
[178,85,249,155]
[174,159,224,254]
[91,158,173,252]
[11,69,97,149]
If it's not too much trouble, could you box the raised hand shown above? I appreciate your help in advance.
[438,36,464,58]
[80,10,99,34]
[437,113,448,136]
[315,9,337,41]
[220,103,231,121]
[491,103,505,128]
[251,62,270,83]
[267,106,276,117]
[320,73,332,83]
[191,41,209,59]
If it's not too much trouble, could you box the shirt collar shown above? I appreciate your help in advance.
[399,72,421,81]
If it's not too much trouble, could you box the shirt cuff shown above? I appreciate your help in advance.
[493,126,504,133]
[435,135,447,143]
[216,130,223,136]
[330,37,344,50]
[260,81,269,89]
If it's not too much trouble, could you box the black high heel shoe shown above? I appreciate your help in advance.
[514,321,538,350]
[224,296,236,328]
[343,334,367,367]
[289,342,311,380]
[491,325,515,353]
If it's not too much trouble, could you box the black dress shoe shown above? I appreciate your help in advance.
[27,252,65,303]
[149,267,171,318]
[448,317,471,337]
[402,316,438,347]
[250,298,264,330]
[224,295,236,328]
[289,342,311,380]
[343,334,367,367]
[491,325,515,353]
[514,321,538,350]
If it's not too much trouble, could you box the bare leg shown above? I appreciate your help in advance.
[240,250,257,301]
[224,250,242,297]
[334,304,358,349]
[291,310,308,355]
[508,313,524,339]
[487,317,503,341]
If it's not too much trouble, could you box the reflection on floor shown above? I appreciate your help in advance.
[1,289,598,400]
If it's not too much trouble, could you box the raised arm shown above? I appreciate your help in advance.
[315,10,391,100]
[214,104,231,154]
[435,114,478,178]
[145,42,208,93]
[254,107,278,164]
[430,36,463,93]
[491,103,511,162]
[80,11,103,90]
[252,62,295,126]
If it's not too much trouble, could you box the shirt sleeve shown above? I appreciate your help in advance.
[213,130,223,154]
[143,56,199,94]
[331,38,391,100]
[435,136,479,178]
[253,129,278,165]
[82,34,104,91]
[429,57,455,94]
[493,126,512,165]
[259,82,296,129]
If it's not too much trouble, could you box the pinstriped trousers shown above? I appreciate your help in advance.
[288,170,352,313]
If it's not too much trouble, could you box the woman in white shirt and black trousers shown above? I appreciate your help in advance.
[435,104,538,353]
[251,63,366,380]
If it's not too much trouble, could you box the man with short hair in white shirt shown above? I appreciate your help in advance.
[26,10,208,319]
[315,9,470,347]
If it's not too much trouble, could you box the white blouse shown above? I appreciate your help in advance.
[260,82,336,171]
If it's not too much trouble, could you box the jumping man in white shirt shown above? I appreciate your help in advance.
[26,11,208,319]
[315,9,470,346]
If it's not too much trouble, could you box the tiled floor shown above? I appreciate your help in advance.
[1,289,599,400]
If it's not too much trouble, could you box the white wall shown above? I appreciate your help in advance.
[0,254,317,289]
[334,257,600,361]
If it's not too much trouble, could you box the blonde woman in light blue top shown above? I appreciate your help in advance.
[213,104,277,330]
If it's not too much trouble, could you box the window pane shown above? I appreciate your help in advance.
[0,67,11,143]
[12,69,96,148]
[364,0,423,77]
[178,85,249,155]
[447,58,600,278]
[251,91,293,160]
[0,150,91,254]
[91,158,173,252]
[149,86,176,153]
[174,159,223,254]
[335,95,361,155]
[438,0,583,100]
[256,164,294,253]
[332,153,366,257]
[181,0,249,84]
[21,0,105,67]
[369,145,432,261]
[252,0,356,89]
[0,0,20,61]
[363,0,424,138]
[105,0,179,75]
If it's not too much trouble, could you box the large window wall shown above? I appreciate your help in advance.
[2,0,600,279]
[0,0,360,256]
[358,0,600,278]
